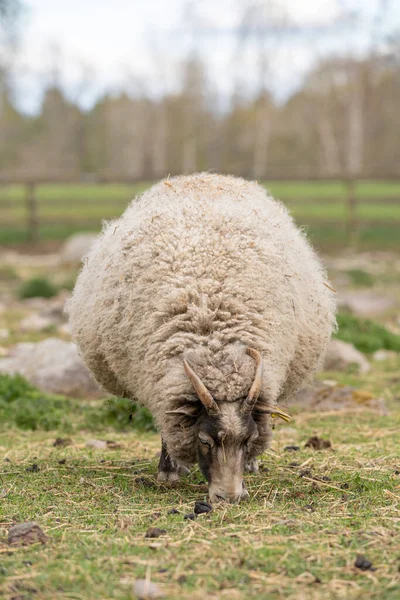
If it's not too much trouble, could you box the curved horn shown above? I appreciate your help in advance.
[183,359,220,416]
[241,348,263,415]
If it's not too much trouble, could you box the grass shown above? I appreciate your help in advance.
[1,360,400,600]
[1,180,400,249]
[18,277,58,300]
[335,313,400,354]
[0,374,154,432]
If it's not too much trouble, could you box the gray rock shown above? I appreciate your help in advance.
[60,233,98,264]
[324,339,370,374]
[0,338,103,398]
[373,349,397,361]
[19,313,55,332]
[133,579,165,599]
[86,439,108,449]
[291,381,387,413]
[340,291,395,317]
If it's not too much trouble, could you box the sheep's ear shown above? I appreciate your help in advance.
[165,404,200,418]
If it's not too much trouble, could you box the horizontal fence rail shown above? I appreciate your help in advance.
[0,174,400,248]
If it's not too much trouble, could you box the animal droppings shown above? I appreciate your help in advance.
[134,477,156,488]
[194,501,212,515]
[26,463,40,472]
[284,445,300,452]
[184,513,196,520]
[355,554,375,571]
[305,436,332,450]
[167,508,180,515]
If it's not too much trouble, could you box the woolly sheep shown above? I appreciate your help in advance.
[67,173,336,503]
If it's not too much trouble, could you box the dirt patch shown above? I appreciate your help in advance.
[53,437,72,447]
[145,527,167,539]
[305,436,332,450]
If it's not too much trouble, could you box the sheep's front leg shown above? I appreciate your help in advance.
[157,440,182,483]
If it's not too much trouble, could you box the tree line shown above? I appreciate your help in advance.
[1,50,400,180]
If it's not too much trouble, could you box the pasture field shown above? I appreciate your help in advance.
[1,358,400,600]
[0,180,400,249]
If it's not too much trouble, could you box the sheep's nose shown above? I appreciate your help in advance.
[210,486,248,504]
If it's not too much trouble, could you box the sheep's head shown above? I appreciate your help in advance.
[167,348,289,503]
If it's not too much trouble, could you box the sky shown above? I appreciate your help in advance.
[9,0,400,113]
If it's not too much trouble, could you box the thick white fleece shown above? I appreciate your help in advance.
[67,174,336,464]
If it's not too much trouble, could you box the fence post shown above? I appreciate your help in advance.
[25,182,39,243]
[345,176,358,245]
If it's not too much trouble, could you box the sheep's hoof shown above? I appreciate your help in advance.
[157,470,180,484]
[245,459,259,473]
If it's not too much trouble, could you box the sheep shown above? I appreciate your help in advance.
[67,173,336,503]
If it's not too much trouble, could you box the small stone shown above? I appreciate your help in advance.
[133,579,165,599]
[194,501,212,515]
[86,439,121,450]
[0,338,102,398]
[26,463,40,472]
[324,339,370,374]
[53,438,72,447]
[8,522,47,546]
[284,445,300,452]
[167,508,180,515]
[19,314,55,332]
[355,554,375,571]
[373,349,395,361]
[184,513,196,521]
[145,527,167,539]
[134,477,156,488]
[305,436,332,450]
[86,439,107,449]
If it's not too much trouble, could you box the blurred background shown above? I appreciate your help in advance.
[0,0,399,424]
[0,0,400,248]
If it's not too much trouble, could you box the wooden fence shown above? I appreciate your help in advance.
[0,174,400,248]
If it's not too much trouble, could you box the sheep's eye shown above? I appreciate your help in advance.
[199,436,211,446]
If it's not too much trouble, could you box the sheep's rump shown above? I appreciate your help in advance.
[68,174,336,423]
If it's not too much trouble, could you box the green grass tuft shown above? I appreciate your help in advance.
[0,373,155,433]
[335,312,400,353]
[18,277,58,299]
[0,374,74,431]
[345,269,374,287]
[98,396,156,432]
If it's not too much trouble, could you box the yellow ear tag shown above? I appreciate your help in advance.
[269,406,292,422]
